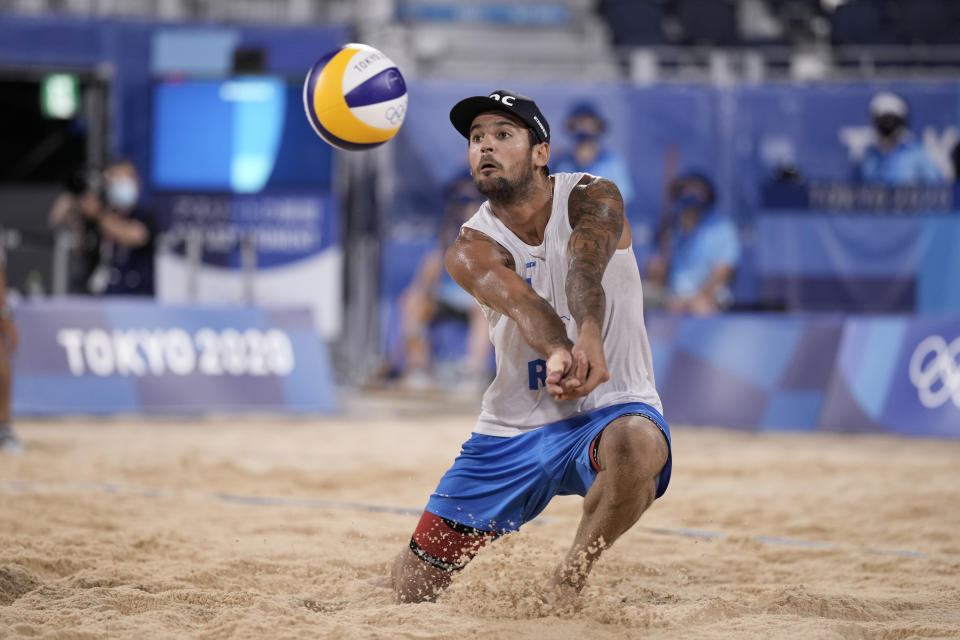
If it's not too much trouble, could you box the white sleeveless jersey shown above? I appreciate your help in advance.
[462,171,662,437]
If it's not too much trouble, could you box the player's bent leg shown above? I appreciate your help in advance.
[390,545,453,603]
[0,346,12,424]
[554,414,669,594]
[390,511,495,603]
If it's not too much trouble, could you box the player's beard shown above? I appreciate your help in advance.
[474,152,536,205]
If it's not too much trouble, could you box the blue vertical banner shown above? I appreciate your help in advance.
[150,76,343,338]
[918,216,960,313]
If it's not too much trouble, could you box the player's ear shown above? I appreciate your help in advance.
[533,142,550,170]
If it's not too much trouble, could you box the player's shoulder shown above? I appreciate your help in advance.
[567,174,625,223]
[446,226,515,272]
[569,173,622,198]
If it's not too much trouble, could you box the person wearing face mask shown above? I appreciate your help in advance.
[93,158,157,296]
[553,102,634,208]
[393,173,492,391]
[644,172,740,315]
[856,92,943,186]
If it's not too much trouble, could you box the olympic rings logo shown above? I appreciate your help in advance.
[908,335,960,409]
[384,103,406,126]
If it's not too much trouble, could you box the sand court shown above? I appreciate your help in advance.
[1,396,959,639]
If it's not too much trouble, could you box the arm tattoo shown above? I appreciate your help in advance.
[566,177,624,329]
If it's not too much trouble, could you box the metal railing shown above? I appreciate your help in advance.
[620,44,960,85]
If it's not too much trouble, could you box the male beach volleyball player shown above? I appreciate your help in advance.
[385,90,672,603]
[0,263,21,454]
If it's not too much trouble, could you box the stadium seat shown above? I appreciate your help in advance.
[891,0,955,44]
[829,0,897,45]
[674,0,739,46]
[775,0,824,44]
[600,0,668,46]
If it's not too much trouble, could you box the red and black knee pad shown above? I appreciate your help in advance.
[409,511,495,572]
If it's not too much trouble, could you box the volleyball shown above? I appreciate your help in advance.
[302,43,407,151]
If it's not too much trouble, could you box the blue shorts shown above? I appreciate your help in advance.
[425,402,672,533]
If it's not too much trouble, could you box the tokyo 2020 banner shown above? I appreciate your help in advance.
[11,298,336,415]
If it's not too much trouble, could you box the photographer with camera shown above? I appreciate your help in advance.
[48,166,105,294]
[48,158,156,296]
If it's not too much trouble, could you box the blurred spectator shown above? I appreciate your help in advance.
[737,0,785,43]
[97,159,157,296]
[0,263,21,454]
[553,102,635,207]
[397,174,491,390]
[856,92,944,185]
[47,166,105,294]
[645,172,740,315]
[951,140,960,182]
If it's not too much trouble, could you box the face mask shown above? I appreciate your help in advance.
[571,130,600,144]
[107,178,138,209]
[673,193,706,216]
[873,114,904,138]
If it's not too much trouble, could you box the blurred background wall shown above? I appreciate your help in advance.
[1,0,959,434]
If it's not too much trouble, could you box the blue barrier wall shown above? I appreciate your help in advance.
[819,316,960,437]
[9,300,957,436]
[648,312,960,437]
[11,298,336,414]
[649,313,845,431]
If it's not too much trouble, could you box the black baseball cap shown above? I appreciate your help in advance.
[450,89,551,144]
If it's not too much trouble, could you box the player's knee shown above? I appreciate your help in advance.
[600,416,669,483]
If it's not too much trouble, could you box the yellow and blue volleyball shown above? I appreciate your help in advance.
[303,43,407,151]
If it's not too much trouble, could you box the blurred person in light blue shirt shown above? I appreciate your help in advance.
[645,173,740,315]
[554,102,635,207]
[856,92,944,186]
[397,174,491,389]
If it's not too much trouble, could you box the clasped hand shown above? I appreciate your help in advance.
[544,323,609,402]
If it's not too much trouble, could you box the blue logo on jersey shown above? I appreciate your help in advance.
[528,358,546,390]
[525,260,536,286]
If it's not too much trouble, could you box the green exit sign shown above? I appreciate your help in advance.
[41,73,79,119]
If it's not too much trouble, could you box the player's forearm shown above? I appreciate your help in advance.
[696,264,735,300]
[99,213,148,247]
[566,230,615,329]
[48,193,75,228]
[507,294,574,358]
[566,177,622,331]
[566,267,607,330]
